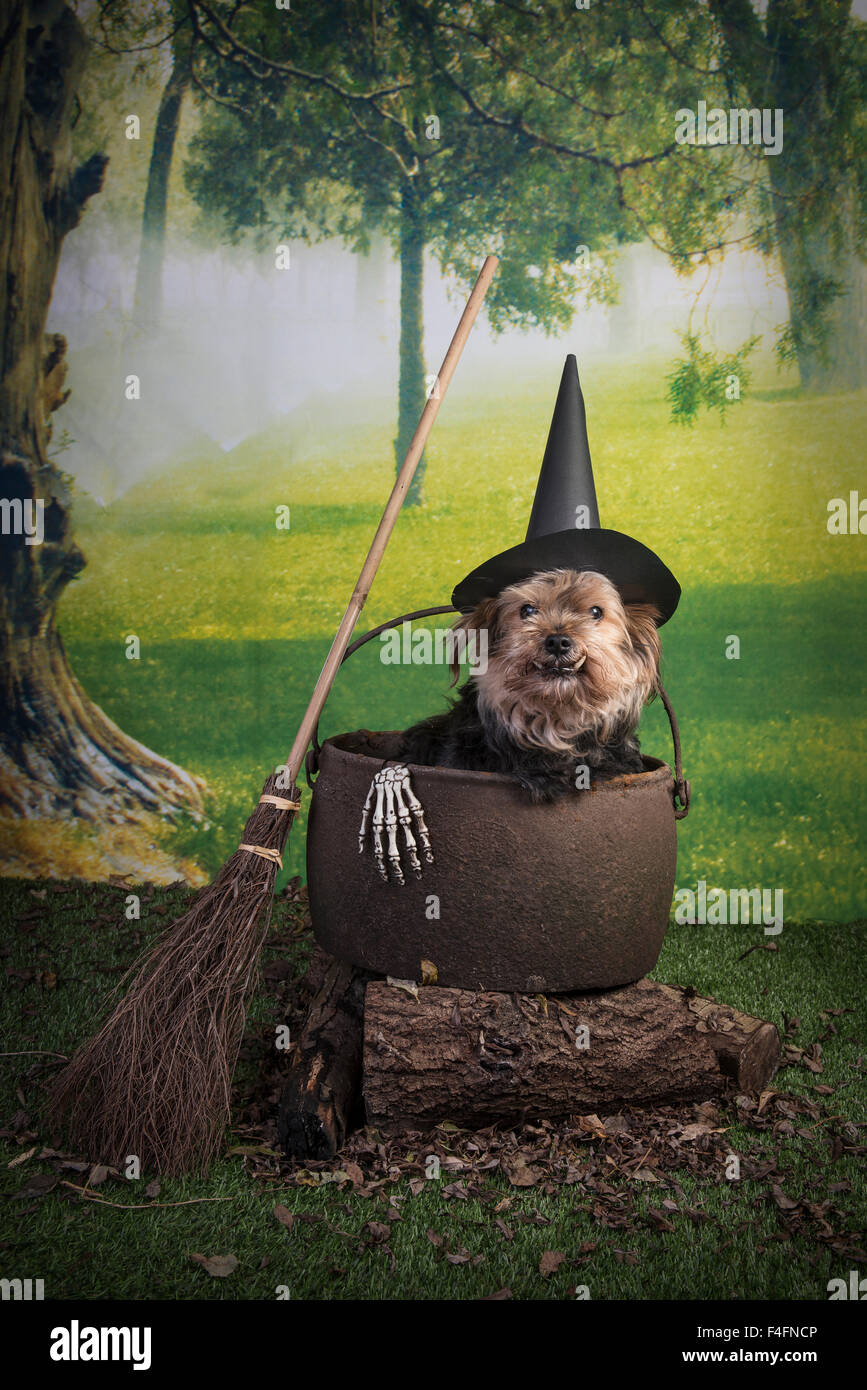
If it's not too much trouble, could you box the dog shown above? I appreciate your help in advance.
[398,568,662,802]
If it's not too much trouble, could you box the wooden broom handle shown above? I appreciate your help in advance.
[282,254,499,785]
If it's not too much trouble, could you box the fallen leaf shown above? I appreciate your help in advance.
[7,1146,37,1168]
[646,1207,675,1232]
[190,1253,238,1278]
[502,1154,543,1188]
[420,959,438,985]
[632,1167,660,1182]
[387,976,419,1000]
[365,1221,391,1243]
[273,1204,294,1230]
[539,1250,566,1276]
[771,1186,799,1211]
[12,1173,57,1199]
[576,1113,607,1139]
[678,1122,726,1142]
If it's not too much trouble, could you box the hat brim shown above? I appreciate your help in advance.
[451,529,681,625]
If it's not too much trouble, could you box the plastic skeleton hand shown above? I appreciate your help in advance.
[358,762,434,885]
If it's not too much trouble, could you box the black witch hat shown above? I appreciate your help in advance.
[451,355,680,624]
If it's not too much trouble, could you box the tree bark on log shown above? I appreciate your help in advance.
[363,978,780,1132]
[277,949,371,1160]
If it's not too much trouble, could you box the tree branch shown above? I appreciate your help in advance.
[191,0,413,103]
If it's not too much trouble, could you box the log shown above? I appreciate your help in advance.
[277,949,370,1160]
[363,978,780,1131]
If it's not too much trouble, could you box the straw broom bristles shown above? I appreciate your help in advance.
[48,771,298,1176]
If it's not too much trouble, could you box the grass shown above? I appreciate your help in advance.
[46,353,867,915]
[0,878,863,1301]
[1,352,864,1301]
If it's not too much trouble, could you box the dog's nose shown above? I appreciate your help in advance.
[544,633,572,656]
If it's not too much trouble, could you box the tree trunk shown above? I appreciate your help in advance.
[394,180,426,506]
[711,0,867,391]
[0,2,205,823]
[133,40,191,332]
[771,179,867,392]
[363,977,780,1132]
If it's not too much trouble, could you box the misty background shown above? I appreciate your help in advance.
[51,229,790,503]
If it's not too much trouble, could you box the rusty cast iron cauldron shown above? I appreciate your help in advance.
[305,608,691,994]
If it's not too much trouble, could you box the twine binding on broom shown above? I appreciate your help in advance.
[239,844,283,868]
[240,795,302,863]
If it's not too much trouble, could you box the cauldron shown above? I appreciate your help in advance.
[307,728,686,993]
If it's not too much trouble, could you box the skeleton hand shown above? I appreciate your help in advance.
[358,762,434,885]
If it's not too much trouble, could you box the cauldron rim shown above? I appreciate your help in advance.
[321,728,673,794]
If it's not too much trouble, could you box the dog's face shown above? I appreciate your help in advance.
[452,569,661,752]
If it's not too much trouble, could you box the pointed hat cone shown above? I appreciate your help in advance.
[452,355,681,623]
[525,354,600,539]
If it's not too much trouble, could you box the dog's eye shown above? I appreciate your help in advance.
[590,606,603,620]
[519,604,538,619]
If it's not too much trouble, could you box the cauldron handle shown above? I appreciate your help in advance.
[306,605,459,785]
[306,613,691,823]
[657,681,690,820]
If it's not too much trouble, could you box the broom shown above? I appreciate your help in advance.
[48,255,499,1176]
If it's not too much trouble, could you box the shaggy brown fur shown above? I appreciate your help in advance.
[399,569,662,801]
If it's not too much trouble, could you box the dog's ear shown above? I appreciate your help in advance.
[449,597,501,686]
[624,603,662,687]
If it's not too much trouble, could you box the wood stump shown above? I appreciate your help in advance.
[278,952,780,1157]
[276,949,371,1160]
[363,978,780,1132]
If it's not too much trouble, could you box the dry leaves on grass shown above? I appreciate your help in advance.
[190,1253,238,1278]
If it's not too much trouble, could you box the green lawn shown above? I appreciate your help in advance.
[1,352,864,1301]
[56,353,866,917]
[0,879,863,1301]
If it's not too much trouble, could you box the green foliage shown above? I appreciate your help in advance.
[666,332,759,425]
[774,273,846,371]
[69,2,867,388]
[181,0,729,329]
